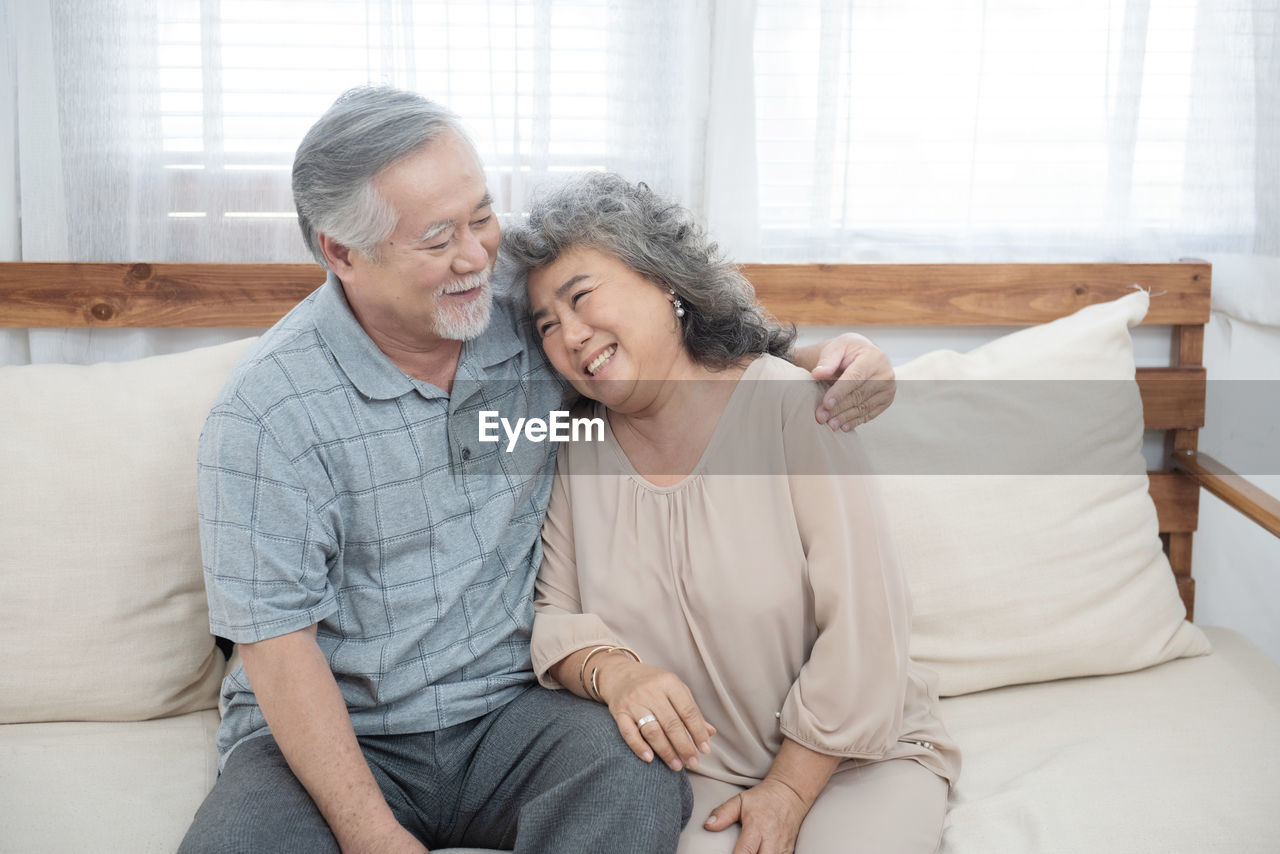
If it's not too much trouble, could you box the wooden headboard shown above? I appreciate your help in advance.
[0,260,1214,617]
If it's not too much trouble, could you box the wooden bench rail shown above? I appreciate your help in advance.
[0,263,323,328]
[1172,450,1280,539]
[1136,368,1206,430]
[746,263,1211,326]
[0,262,1211,328]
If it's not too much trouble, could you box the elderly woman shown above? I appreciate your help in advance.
[502,174,958,854]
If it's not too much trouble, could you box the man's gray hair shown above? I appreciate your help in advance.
[501,172,796,370]
[292,86,470,267]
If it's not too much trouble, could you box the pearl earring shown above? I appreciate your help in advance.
[669,289,686,318]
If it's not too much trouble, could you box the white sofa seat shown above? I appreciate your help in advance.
[4,630,1277,853]
[938,626,1280,853]
[0,711,220,853]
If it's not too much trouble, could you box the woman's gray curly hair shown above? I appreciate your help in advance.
[500,172,795,371]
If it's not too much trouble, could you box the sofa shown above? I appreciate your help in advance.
[1,260,1278,853]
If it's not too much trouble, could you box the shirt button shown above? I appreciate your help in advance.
[461,447,472,460]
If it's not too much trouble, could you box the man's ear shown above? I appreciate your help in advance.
[318,232,356,273]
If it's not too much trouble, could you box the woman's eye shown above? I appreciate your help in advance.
[538,320,559,338]
[571,289,590,306]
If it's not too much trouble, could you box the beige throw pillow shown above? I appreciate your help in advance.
[858,291,1211,696]
[0,337,257,722]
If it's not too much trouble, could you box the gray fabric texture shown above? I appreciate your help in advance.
[178,686,693,853]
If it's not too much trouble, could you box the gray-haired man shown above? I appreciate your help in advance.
[179,86,893,854]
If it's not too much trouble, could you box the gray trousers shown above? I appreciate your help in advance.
[178,686,693,854]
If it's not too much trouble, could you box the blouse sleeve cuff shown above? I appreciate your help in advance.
[779,688,898,759]
[530,611,619,689]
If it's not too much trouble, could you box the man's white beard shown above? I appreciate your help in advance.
[432,270,494,341]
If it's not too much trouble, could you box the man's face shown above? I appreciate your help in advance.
[338,131,500,346]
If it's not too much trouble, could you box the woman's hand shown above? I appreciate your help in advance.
[703,779,810,854]
[704,737,840,853]
[593,656,715,772]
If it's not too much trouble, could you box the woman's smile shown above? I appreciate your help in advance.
[584,344,618,377]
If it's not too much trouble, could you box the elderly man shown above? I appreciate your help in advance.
[179,86,894,854]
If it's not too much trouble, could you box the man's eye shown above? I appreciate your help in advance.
[426,239,450,251]
[472,216,492,227]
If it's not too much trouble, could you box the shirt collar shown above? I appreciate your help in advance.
[313,272,416,401]
[313,272,526,402]
[464,298,525,373]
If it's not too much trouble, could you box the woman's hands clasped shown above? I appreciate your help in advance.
[592,656,716,772]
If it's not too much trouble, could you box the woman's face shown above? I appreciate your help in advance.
[527,245,687,410]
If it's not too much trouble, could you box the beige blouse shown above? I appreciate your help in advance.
[531,355,960,788]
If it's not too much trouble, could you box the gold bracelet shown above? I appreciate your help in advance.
[578,645,615,698]
[608,645,642,664]
[589,665,604,702]
[579,645,643,702]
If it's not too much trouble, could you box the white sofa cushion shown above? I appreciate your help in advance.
[0,710,221,854]
[0,338,257,723]
[859,291,1210,695]
[937,626,1280,853]
[4,631,1271,854]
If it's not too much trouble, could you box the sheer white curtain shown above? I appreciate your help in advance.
[751,0,1279,262]
[2,0,1277,364]
[0,0,751,364]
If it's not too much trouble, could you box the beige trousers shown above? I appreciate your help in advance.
[676,759,948,854]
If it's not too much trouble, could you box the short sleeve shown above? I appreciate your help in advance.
[530,451,620,689]
[777,408,913,758]
[197,403,338,644]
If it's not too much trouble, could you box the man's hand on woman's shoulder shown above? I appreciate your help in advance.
[793,332,897,430]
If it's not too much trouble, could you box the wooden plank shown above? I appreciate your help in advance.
[743,262,1211,326]
[1159,529,1196,617]
[1167,531,1195,619]
[1177,577,1196,622]
[1172,450,1280,539]
[0,263,323,327]
[1,261,1212,328]
[1167,532,1194,580]
[1149,471,1200,533]
[1136,367,1206,430]
[1176,324,1205,367]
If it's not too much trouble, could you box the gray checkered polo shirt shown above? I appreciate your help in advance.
[198,273,566,767]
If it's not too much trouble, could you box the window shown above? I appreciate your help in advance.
[752,0,1244,260]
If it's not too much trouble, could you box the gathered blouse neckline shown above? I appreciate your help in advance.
[595,355,770,494]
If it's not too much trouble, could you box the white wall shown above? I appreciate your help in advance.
[1193,259,1280,666]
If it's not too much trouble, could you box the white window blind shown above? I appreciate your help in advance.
[152,0,625,257]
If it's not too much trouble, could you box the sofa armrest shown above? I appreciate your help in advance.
[1171,449,1280,539]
